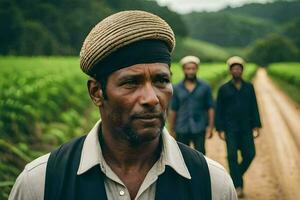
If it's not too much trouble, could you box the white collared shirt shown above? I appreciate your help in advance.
[9,121,237,200]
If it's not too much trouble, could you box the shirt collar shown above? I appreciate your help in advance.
[179,79,200,91]
[77,120,191,179]
[230,78,244,85]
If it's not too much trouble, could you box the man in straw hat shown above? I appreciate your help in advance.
[10,11,237,200]
[215,56,262,198]
[168,55,214,155]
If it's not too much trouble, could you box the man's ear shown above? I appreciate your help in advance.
[87,78,104,106]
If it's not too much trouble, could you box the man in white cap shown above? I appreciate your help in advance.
[215,56,262,198]
[169,55,214,155]
[9,11,237,200]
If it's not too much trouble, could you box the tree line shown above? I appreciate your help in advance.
[1,0,300,65]
[0,0,186,56]
[183,0,300,65]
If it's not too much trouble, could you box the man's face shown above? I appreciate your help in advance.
[183,62,198,81]
[230,64,243,80]
[101,63,172,146]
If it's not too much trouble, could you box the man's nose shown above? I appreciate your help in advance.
[139,83,159,107]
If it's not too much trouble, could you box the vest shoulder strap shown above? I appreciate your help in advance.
[44,135,107,200]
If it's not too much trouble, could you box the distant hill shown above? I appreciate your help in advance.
[2,0,299,62]
[183,1,300,47]
[221,1,300,24]
[173,37,230,62]
[0,0,187,55]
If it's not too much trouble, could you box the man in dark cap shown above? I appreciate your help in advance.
[10,11,237,200]
[215,56,262,198]
[168,55,214,155]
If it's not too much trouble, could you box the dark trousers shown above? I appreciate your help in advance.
[177,132,206,154]
[225,130,256,188]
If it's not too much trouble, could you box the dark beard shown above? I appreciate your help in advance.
[233,76,242,81]
[184,75,197,81]
[117,112,166,146]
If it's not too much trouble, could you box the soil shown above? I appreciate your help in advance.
[205,68,300,200]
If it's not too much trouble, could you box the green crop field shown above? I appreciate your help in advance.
[0,56,257,198]
[268,63,300,104]
[0,57,96,198]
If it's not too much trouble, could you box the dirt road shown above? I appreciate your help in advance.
[206,68,300,199]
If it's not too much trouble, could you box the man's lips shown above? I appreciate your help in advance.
[132,113,162,122]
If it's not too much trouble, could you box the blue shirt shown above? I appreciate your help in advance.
[171,79,213,134]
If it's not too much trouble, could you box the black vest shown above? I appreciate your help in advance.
[45,136,211,200]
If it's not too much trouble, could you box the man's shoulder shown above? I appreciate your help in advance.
[23,153,49,187]
[176,145,237,199]
[221,80,232,88]
[173,81,184,89]
[205,156,228,175]
[24,135,86,172]
[25,153,49,172]
[197,79,209,87]
[205,157,237,199]
[9,154,50,200]
[242,80,254,88]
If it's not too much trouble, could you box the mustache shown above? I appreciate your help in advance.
[130,111,164,120]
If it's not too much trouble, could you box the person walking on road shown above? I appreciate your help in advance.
[9,11,237,200]
[215,56,262,198]
[168,56,214,155]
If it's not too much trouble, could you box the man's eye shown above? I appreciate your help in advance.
[154,77,170,86]
[121,79,138,87]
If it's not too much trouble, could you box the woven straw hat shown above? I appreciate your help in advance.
[227,56,245,68]
[180,55,200,66]
[80,10,175,75]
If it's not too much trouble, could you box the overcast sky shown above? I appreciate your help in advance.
[156,0,274,13]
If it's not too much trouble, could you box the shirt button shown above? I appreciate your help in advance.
[119,190,125,196]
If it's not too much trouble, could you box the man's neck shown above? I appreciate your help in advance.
[100,126,161,199]
[232,78,242,89]
[184,79,197,92]
[184,78,197,83]
[100,126,161,170]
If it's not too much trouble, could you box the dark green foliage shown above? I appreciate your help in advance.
[18,21,60,55]
[247,34,299,66]
[183,12,274,47]
[282,17,300,49]
[0,0,186,55]
[183,1,300,49]
[221,1,300,24]
[173,37,230,62]
[105,0,187,37]
[0,0,23,54]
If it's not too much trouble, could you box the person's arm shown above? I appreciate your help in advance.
[250,84,262,138]
[205,86,214,138]
[215,87,225,140]
[168,110,177,138]
[9,166,45,200]
[9,154,48,200]
[207,158,238,200]
[251,84,262,128]
[206,108,214,138]
[222,174,238,200]
[9,170,34,200]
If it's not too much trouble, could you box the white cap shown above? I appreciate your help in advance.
[180,55,200,66]
[227,56,245,68]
